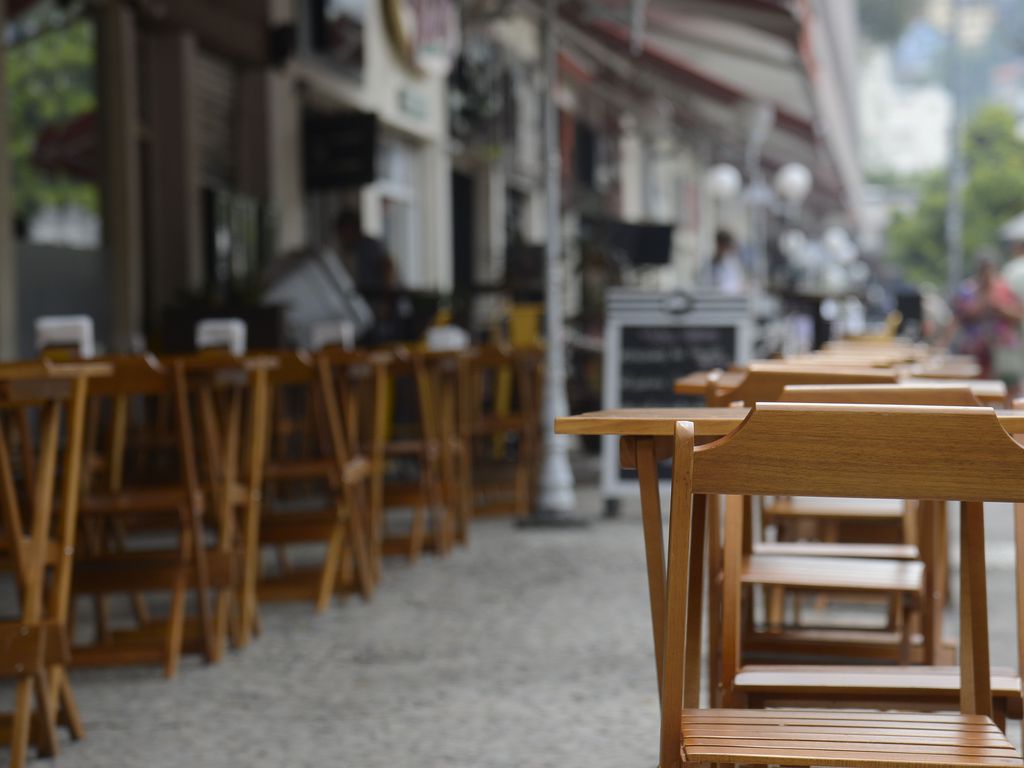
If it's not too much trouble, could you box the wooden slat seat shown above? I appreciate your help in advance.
[73,549,235,591]
[680,709,1022,767]
[0,537,63,567]
[734,665,1022,712]
[260,509,337,543]
[762,496,906,521]
[743,554,924,594]
[752,541,920,559]
[263,459,336,481]
[79,486,199,515]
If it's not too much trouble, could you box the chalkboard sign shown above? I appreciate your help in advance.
[618,325,736,481]
[620,325,736,408]
[600,289,752,504]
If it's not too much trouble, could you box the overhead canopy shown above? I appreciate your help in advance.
[561,0,860,216]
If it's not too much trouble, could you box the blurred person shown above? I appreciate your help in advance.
[919,282,955,347]
[334,208,400,291]
[262,208,403,346]
[700,230,746,295]
[952,253,1022,385]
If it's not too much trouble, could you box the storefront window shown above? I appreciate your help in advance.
[5,5,99,248]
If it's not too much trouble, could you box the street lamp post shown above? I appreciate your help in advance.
[523,0,585,526]
[945,0,966,296]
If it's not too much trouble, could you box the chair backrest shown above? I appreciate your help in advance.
[710,363,898,407]
[459,344,541,428]
[0,363,95,672]
[316,348,392,464]
[659,403,1024,767]
[780,383,982,407]
[82,355,198,495]
[692,403,1024,500]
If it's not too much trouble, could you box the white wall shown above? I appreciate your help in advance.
[272,0,453,290]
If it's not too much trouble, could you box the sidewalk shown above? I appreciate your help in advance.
[35,479,1024,766]
[52,486,660,768]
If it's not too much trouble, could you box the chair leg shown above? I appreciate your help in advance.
[347,499,374,600]
[211,579,233,663]
[31,671,58,758]
[57,671,85,741]
[316,514,347,612]
[10,677,33,768]
[93,593,111,645]
[408,503,426,562]
[164,572,188,678]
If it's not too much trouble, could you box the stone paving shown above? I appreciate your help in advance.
[8,469,1024,767]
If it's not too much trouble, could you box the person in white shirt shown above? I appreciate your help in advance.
[701,230,746,295]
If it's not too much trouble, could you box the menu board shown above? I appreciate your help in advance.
[617,325,735,481]
[600,289,751,504]
[619,325,736,408]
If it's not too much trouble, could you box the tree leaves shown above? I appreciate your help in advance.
[6,16,98,218]
[886,105,1024,286]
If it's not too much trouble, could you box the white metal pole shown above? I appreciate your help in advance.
[532,0,579,520]
[945,0,965,296]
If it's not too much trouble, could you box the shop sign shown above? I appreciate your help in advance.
[397,86,428,120]
[383,0,460,76]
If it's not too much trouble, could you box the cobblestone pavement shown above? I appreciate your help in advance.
[11,472,1024,767]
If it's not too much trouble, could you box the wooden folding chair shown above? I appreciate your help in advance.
[698,367,927,664]
[377,348,453,560]
[712,366,914,546]
[659,404,1024,767]
[0,362,100,767]
[425,350,471,544]
[696,382,1024,729]
[183,352,274,654]
[458,344,541,519]
[70,355,219,676]
[258,349,375,611]
[317,348,394,582]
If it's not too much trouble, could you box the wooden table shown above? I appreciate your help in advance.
[555,406,1024,687]
[674,371,1005,404]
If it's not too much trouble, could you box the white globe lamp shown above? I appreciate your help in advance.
[774,162,813,204]
[706,163,743,200]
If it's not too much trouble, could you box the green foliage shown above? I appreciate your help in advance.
[885,105,1024,285]
[886,171,948,285]
[859,0,925,43]
[6,15,98,218]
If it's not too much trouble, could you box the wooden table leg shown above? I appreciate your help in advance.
[920,499,942,665]
[629,436,667,694]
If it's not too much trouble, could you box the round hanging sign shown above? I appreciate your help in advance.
[383,0,460,77]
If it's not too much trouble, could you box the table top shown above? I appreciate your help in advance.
[673,369,1003,403]
[556,407,1024,437]
[0,360,113,381]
